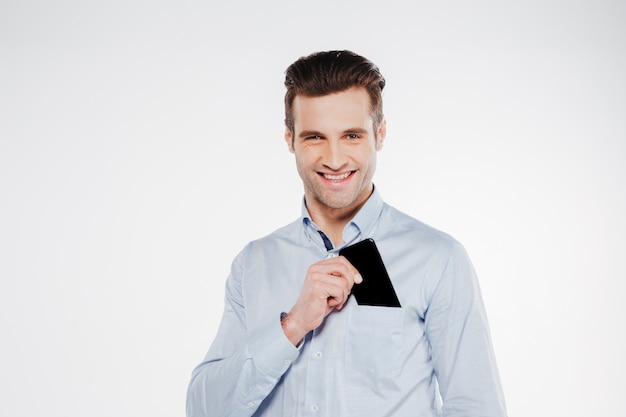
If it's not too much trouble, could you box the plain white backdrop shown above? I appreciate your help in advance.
[1,1,624,416]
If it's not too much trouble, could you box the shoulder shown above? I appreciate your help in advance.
[380,202,460,251]
[239,217,304,257]
[228,217,303,284]
[375,202,474,281]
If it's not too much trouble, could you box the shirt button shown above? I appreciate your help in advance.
[326,253,337,259]
[311,404,318,412]
[284,359,291,365]
[247,402,254,408]
[315,351,322,358]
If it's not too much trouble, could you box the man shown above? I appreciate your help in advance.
[187,50,507,417]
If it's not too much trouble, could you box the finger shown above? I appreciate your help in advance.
[323,276,351,304]
[332,256,362,285]
[327,292,348,311]
[338,256,363,283]
[307,270,349,299]
[313,274,350,308]
[315,258,362,286]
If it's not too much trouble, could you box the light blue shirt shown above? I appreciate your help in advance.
[187,190,507,417]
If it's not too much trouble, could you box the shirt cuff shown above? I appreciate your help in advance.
[248,312,302,378]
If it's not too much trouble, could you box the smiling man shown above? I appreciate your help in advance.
[187,51,507,417]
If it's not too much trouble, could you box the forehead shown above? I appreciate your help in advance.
[292,87,373,130]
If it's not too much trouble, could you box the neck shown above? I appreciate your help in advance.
[305,186,373,248]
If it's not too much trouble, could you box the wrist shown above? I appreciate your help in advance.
[280,312,304,347]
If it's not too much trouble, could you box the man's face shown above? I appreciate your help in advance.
[285,87,386,215]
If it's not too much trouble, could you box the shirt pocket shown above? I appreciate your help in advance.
[345,305,404,377]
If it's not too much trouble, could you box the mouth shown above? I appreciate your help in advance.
[319,171,355,182]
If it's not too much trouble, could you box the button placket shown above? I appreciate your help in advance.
[305,329,324,415]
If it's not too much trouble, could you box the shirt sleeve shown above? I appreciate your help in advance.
[425,241,508,417]
[186,249,302,417]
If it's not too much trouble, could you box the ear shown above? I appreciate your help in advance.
[284,125,295,153]
[375,117,387,151]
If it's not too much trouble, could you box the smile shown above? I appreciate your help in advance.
[320,171,354,181]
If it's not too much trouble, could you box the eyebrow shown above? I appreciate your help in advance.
[298,130,324,138]
[343,127,369,135]
[297,128,369,138]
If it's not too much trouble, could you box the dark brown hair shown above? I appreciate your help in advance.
[284,50,386,135]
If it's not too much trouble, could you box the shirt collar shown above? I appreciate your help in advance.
[300,186,384,250]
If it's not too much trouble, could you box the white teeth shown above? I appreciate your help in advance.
[323,172,351,180]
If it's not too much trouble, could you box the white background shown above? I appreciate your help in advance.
[1,1,624,416]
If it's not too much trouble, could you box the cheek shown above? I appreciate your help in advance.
[354,146,377,166]
[294,146,321,165]
[293,151,316,175]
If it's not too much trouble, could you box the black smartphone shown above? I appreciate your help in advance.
[339,238,401,307]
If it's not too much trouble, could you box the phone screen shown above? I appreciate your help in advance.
[339,238,401,307]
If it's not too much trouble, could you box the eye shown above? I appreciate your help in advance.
[346,133,360,140]
[306,135,322,141]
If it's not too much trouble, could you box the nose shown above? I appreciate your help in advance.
[323,139,348,171]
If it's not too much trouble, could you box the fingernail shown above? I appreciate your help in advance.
[355,273,363,284]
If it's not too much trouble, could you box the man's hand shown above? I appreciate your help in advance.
[281,256,362,346]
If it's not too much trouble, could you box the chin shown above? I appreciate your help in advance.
[319,194,359,210]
